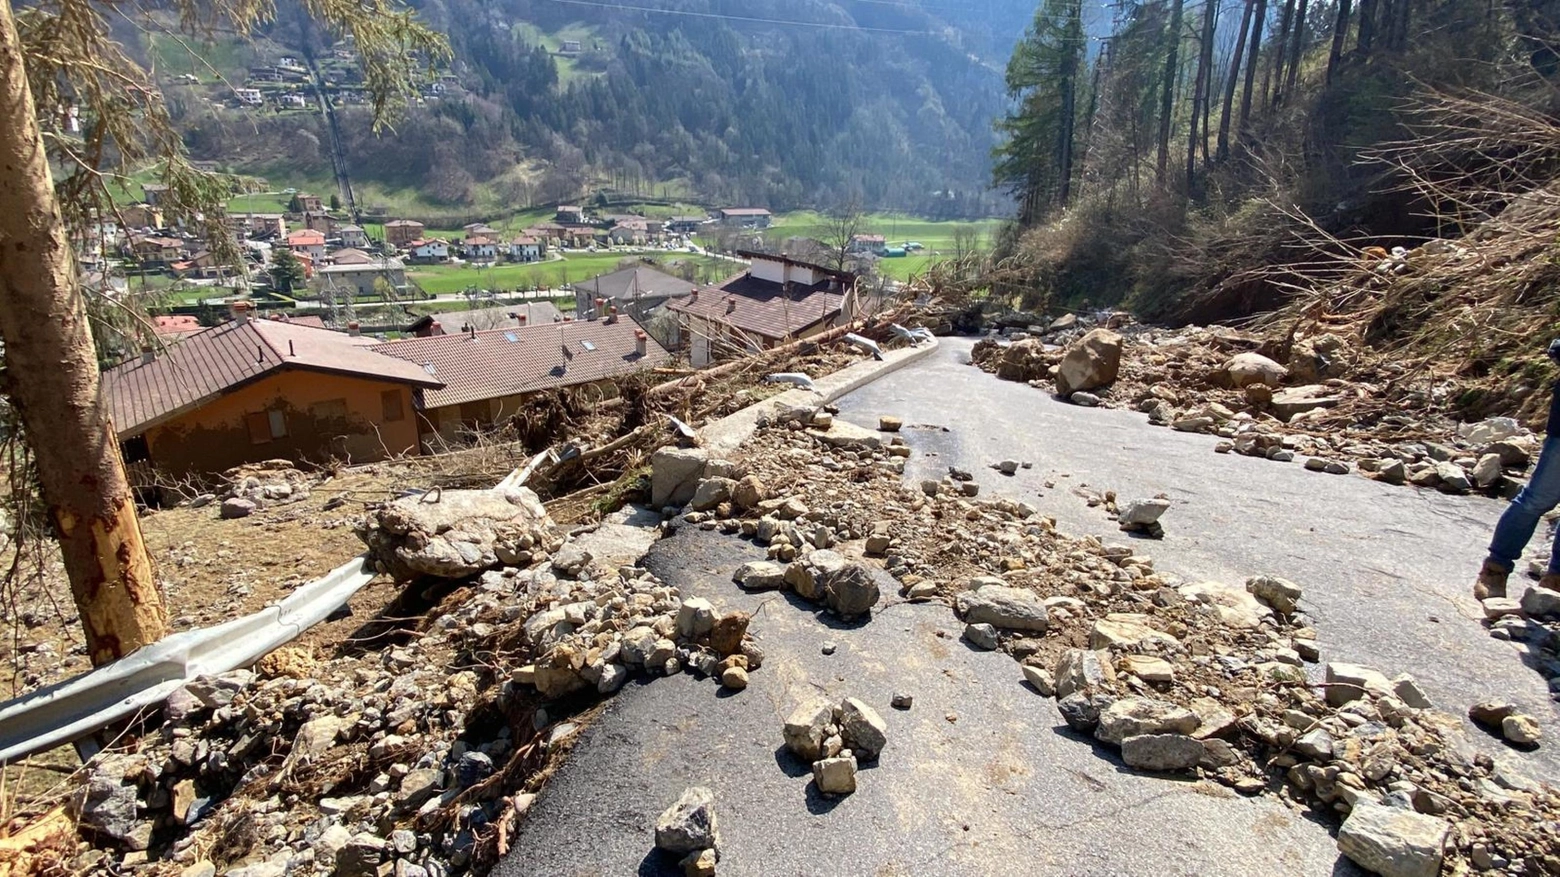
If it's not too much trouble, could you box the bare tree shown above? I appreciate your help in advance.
[820,201,866,272]
[0,0,443,665]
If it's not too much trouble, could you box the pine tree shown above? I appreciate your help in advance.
[992,0,1086,224]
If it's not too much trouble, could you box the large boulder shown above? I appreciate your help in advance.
[357,486,559,579]
[1336,803,1448,877]
[954,585,1050,632]
[1053,649,1117,699]
[1177,581,1270,629]
[651,447,710,508]
[689,477,736,512]
[1094,697,1199,746]
[1269,385,1344,421]
[1221,352,1288,388]
[1055,329,1123,397]
[822,562,881,620]
[783,698,835,762]
[1120,733,1205,772]
[654,786,720,856]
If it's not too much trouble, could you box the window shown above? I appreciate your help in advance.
[310,399,348,422]
[246,411,272,444]
[268,410,288,438]
[120,435,150,464]
[381,389,405,422]
[580,340,596,351]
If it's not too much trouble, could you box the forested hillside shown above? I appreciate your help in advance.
[166,0,1023,215]
[988,0,1560,322]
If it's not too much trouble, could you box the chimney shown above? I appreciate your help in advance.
[606,305,618,325]
[347,321,361,336]
[430,320,444,336]
[230,299,253,324]
[690,289,699,302]
[726,297,736,314]
[140,345,155,365]
[634,329,647,357]
[594,297,606,321]
[515,313,527,325]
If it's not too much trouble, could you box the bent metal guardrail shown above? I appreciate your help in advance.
[0,553,375,765]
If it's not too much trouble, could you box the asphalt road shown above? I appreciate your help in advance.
[832,338,1559,782]
[491,337,1560,876]
[499,528,1358,877]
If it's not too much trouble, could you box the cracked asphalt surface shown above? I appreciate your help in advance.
[500,337,1556,876]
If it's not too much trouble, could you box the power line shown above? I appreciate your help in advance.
[537,0,942,34]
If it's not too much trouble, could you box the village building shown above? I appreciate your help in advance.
[329,247,375,266]
[151,315,204,340]
[314,257,409,298]
[103,302,443,481]
[140,183,169,207]
[405,238,451,264]
[301,211,335,234]
[462,235,498,261]
[572,264,696,327]
[555,205,585,224]
[714,207,773,229]
[509,236,544,262]
[286,228,327,262]
[128,234,187,267]
[666,216,706,235]
[384,219,426,247]
[371,314,669,448]
[404,301,563,336]
[338,225,370,249]
[229,212,286,238]
[120,203,165,230]
[667,251,854,367]
[293,193,324,213]
[849,233,887,255]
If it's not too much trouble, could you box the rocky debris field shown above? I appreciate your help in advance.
[29,478,773,877]
[660,408,1560,875]
[970,315,1544,500]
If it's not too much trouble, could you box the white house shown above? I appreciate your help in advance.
[463,235,498,261]
[339,225,369,249]
[509,236,543,263]
[235,88,264,106]
[407,238,450,263]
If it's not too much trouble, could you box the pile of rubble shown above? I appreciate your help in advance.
[683,413,1559,874]
[207,460,317,519]
[970,316,1542,498]
[57,483,768,877]
[781,696,889,796]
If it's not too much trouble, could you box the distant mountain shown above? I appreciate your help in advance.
[170,0,1024,216]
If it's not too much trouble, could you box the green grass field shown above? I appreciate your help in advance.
[766,212,1003,280]
[407,252,730,295]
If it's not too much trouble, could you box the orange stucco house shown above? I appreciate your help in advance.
[103,304,443,482]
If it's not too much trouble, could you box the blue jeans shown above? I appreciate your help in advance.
[1488,431,1560,574]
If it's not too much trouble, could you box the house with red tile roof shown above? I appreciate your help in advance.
[286,228,327,262]
[371,314,669,448]
[103,302,442,479]
[666,251,855,366]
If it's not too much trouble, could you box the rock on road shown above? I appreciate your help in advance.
[499,337,1554,876]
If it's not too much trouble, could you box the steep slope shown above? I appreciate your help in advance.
[169,0,1012,214]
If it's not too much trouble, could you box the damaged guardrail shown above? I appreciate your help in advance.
[0,553,375,764]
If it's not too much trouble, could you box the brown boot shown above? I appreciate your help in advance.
[1474,560,1509,600]
[1539,573,1560,593]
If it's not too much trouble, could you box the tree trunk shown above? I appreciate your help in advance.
[1327,0,1352,83]
[1218,0,1254,161]
[1357,0,1377,54]
[0,0,167,667]
[1057,0,1084,206]
[1156,0,1187,186]
[1267,0,1296,106]
[1238,0,1268,136]
[1285,0,1309,93]
[1188,0,1218,189]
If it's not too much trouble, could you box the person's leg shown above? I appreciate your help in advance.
[1483,434,1560,596]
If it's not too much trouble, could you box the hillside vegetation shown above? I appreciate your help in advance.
[987,0,1560,354]
[153,0,1025,216]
